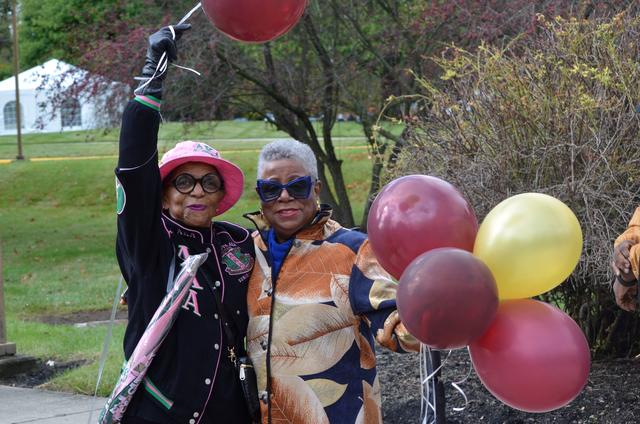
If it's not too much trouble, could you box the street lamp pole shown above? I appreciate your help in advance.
[11,0,23,160]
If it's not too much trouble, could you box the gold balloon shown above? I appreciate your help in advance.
[474,193,583,300]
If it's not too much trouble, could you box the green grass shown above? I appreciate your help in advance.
[0,124,374,395]
[7,319,126,395]
[0,120,386,159]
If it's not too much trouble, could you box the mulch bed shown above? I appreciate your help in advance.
[0,359,86,388]
[379,348,640,423]
[4,309,639,423]
[30,309,128,325]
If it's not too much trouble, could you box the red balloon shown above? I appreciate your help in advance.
[469,300,590,413]
[367,175,478,279]
[202,0,307,43]
[397,248,498,349]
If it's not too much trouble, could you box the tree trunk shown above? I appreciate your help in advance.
[360,119,385,232]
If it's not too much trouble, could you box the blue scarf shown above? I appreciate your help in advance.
[268,228,293,280]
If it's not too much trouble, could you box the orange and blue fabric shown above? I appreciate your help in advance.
[615,207,640,279]
[244,205,419,424]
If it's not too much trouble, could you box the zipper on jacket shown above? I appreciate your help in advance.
[265,236,295,424]
[244,212,328,424]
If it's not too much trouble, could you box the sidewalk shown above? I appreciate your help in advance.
[0,385,106,424]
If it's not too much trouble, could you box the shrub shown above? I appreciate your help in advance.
[390,11,640,357]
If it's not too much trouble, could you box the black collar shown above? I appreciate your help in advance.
[161,212,215,245]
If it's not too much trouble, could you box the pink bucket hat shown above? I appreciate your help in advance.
[159,141,244,216]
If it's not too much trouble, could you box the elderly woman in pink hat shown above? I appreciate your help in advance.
[114,25,256,424]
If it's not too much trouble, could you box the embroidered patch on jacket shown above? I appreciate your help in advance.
[220,244,254,276]
[115,176,126,215]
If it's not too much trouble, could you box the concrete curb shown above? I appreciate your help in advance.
[0,385,107,424]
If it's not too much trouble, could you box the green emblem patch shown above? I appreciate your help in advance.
[115,176,126,215]
[221,244,254,276]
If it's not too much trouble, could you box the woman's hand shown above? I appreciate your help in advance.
[613,240,635,281]
[613,277,637,312]
[611,241,637,312]
[136,23,192,97]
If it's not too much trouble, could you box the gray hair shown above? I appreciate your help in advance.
[257,139,318,180]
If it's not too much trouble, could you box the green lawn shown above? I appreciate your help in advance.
[0,120,379,160]
[0,124,375,395]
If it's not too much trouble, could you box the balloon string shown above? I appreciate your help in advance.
[134,2,203,96]
[134,51,167,96]
[450,348,473,412]
[171,63,201,76]
[179,2,202,25]
[419,344,434,423]
[419,346,472,421]
[421,347,451,385]
[420,345,452,424]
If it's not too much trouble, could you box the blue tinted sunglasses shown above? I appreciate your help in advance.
[256,176,314,202]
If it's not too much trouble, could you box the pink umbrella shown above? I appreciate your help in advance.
[99,252,208,424]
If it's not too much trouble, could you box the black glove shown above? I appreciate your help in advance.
[135,23,192,98]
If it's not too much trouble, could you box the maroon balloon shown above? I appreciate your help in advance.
[469,300,590,413]
[367,175,478,279]
[202,0,307,43]
[397,248,498,349]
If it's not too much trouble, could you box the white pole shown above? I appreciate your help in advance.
[11,0,24,160]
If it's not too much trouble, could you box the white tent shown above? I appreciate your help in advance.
[0,59,126,135]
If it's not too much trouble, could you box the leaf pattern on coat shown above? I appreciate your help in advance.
[273,271,334,305]
[254,248,272,299]
[274,242,356,304]
[247,315,270,355]
[247,251,273,318]
[285,237,352,274]
[355,239,394,282]
[269,375,330,424]
[368,279,399,310]
[330,274,354,320]
[270,304,355,376]
[354,331,376,370]
[305,378,348,407]
[355,377,382,424]
[272,301,296,323]
[251,348,268,392]
[286,238,355,275]
[396,321,421,352]
[320,219,343,239]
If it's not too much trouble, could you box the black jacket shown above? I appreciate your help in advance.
[115,99,254,424]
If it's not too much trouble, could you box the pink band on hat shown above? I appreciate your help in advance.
[159,141,244,216]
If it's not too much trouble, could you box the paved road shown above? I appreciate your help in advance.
[0,385,106,424]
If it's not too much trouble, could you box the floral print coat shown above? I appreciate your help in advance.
[245,206,419,424]
[615,207,640,279]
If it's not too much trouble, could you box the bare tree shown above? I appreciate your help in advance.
[56,0,635,227]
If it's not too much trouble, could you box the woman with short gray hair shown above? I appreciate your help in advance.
[256,139,319,181]
[244,138,419,423]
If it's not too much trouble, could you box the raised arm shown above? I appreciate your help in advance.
[119,24,191,170]
[115,25,191,280]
